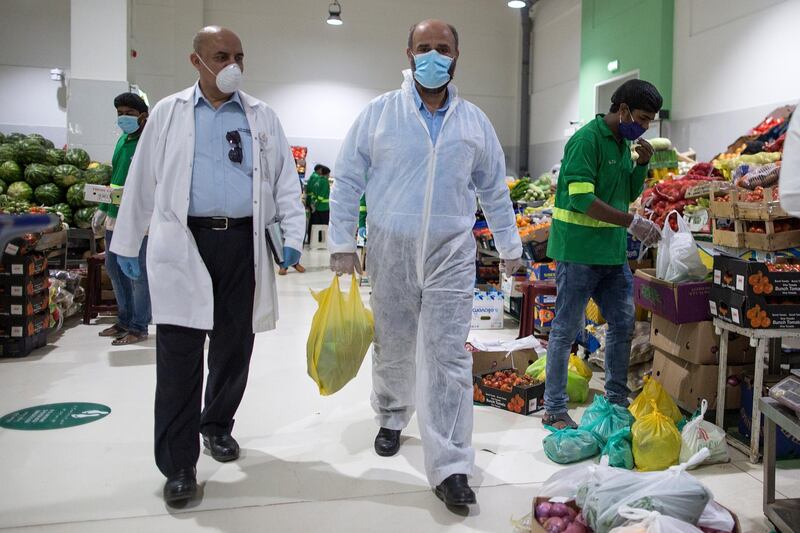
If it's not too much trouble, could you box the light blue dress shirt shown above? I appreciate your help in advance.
[189,85,254,218]
[412,86,451,145]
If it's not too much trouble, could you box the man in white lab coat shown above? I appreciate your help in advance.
[111,26,305,506]
[328,20,523,509]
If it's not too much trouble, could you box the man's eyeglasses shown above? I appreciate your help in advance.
[226,130,242,164]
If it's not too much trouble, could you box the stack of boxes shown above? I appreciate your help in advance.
[633,268,754,412]
[0,252,51,357]
[529,262,556,334]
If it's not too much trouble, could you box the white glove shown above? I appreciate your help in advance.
[628,214,662,247]
[502,257,526,276]
[330,252,363,276]
[91,209,107,236]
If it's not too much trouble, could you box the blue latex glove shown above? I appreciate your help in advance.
[280,246,301,269]
[118,255,141,280]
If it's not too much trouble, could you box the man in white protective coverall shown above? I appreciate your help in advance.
[327,19,524,509]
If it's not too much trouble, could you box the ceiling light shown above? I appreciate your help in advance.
[508,0,527,8]
[327,1,343,25]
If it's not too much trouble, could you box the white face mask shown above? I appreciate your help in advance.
[197,56,242,94]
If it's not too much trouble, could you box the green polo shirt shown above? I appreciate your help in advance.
[306,172,330,212]
[546,115,647,265]
[98,133,140,219]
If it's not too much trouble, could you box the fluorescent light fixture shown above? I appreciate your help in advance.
[607,60,619,72]
[327,0,343,25]
[49,68,64,81]
[507,0,527,8]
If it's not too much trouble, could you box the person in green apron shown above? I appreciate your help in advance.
[305,163,331,244]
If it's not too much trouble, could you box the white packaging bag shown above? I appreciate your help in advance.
[697,500,736,532]
[656,211,708,283]
[610,507,704,533]
[679,399,730,467]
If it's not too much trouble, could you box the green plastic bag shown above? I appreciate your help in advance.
[525,356,590,403]
[601,427,634,470]
[543,426,600,464]
[579,395,635,445]
[307,275,374,396]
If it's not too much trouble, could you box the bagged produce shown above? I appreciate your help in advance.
[629,376,682,423]
[526,356,591,403]
[540,459,610,501]
[580,395,635,445]
[609,507,703,533]
[679,400,729,467]
[736,161,781,190]
[581,449,713,533]
[602,427,635,470]
[697,501,735,532]
[656,211,707,283]
[632,401,682,471]
[306,275,374,396]
[543,426,600,464]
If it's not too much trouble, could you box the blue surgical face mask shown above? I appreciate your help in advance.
[117,115,140,134]
[619,108,647,141]
[413,50,454,90]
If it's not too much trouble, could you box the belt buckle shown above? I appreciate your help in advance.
[212,217,229,231]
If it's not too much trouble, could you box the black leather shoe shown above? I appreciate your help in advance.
[434,474,477,506]
[163,468,197,506]
[374,427,401,457]
[203,434,240,462]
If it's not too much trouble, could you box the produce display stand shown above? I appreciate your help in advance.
[713,318,800,462]
[65,228,101,268]
[760,396,800,533]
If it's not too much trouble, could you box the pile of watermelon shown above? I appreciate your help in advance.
[0,132,112,228]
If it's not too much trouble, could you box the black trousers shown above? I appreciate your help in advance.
[154,222,256,477]
[306,209,330,244]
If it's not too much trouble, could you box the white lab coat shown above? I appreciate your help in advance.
[780,109,800,216]
[110,84,305,333]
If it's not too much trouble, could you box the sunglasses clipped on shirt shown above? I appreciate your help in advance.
[226,130,243,164]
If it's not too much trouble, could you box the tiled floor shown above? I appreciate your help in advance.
[0,249,792,532]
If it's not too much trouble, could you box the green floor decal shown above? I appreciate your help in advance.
[0,402,111,430]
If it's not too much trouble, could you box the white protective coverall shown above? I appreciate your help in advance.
[780,109,800,216]
[328,70,522,485]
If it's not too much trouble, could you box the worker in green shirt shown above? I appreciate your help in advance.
[92,92,151,346]
[305,163,331,243]
[543,80,663,429]
[358,195,367,239]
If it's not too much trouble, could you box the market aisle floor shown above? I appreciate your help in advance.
[0,249,791,532]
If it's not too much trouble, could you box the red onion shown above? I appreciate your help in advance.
[544,517,567,533]
[550,502,570,518]
[564,523,588,533]
[536,501,553,521]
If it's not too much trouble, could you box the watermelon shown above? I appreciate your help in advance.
[17,141,47,165]
[66,182,86,208]
[24,163,53,187]
[5,133,27,143]
[51,203,73,225]
[0,132,5,144]
[65,148,91,170]
[35,183,63,206]
[44,148,65,166]
[7,181,34,202]
[0,161,22,183]
[74,206,96,229]
[53,164,82,189]
[83,163,112,185]
[0,179,6,195]
[26,133,55,149]
[0,143,18,163]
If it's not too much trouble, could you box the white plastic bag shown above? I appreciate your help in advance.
[541,456,613,501]
[656,211,708,283]
[679,400,730,467]
[581,449,713,533]
[697,500,735,532]
[610,507,703,533]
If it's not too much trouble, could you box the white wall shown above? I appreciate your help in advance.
[0,0,70,144]
[527,0,581,175]
[200,0,520,172]
[671,0,800,159]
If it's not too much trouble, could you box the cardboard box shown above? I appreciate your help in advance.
[651,348,752,411]
[0,330,48,358]
[528,261,556,281]
[522,241,549,262]
[633,269,711,324]
[0,254,47,277]
[471,285,504,330]
[534,303,555,332]
[0,274,50,298]
[0,311,51,338]
[713,255,800,297]
[0,292,49,317]
[83,183,123,205]
[710,285,800,330]
[472,348,544,416]
[649,315,754,365]
[501,274,527,312]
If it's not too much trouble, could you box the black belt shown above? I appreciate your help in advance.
[187,216,253,231]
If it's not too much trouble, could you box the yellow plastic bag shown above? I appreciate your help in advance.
[628,375,682,423]
[307,275,374,396]
[632,400,681,471]
[569,353,593,381]
[525,356,590,404]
